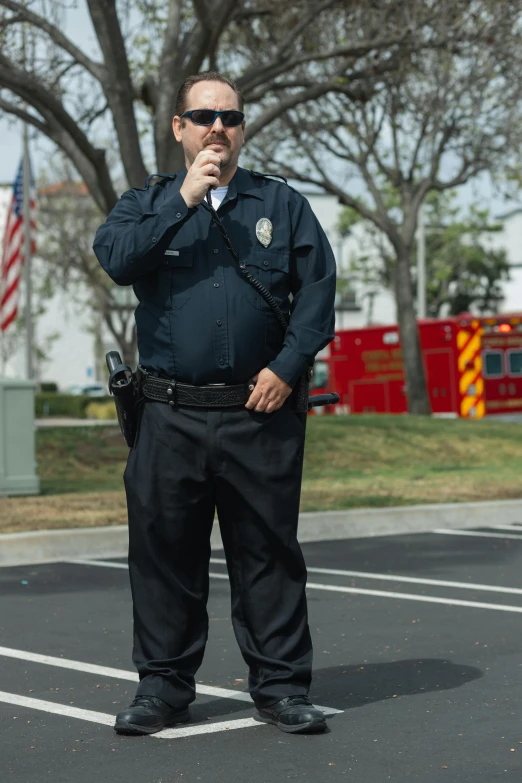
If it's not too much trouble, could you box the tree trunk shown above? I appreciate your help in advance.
[395,246,432,415]
[100,308,137,368]
[119,338,137,368]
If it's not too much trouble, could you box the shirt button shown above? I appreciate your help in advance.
[214,282,220,288]
[216,320,222,326]
[263,260,269,266]
[213,249,219,254]
[219,359,225,365]
[163,260,168,266]
[176,212,182,218]
[151,236,157,243]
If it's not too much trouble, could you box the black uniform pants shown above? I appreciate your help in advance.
[123,399,312,710]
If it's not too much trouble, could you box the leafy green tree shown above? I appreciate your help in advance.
[338,191,510,320]
[423,195,510,317]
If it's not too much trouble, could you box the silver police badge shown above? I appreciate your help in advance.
[256,218,273,248]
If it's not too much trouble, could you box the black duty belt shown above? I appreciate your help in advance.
[142,375,251,408]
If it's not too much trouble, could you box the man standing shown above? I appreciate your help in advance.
[93,71,336,735]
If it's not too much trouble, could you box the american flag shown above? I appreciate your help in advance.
[0,159,36,332]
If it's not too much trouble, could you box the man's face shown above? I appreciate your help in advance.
[172,81,246,174]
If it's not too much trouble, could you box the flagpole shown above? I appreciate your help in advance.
[21,12,33,381]
[22,121,33,380]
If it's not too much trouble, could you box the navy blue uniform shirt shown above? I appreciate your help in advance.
[93,166,336,387]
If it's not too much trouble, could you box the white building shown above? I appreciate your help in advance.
[1,183,521,389]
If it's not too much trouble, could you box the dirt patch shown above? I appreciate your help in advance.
[0,491,127,533]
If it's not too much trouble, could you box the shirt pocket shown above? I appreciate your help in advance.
[162,250,194,309]
[243,249,290,310]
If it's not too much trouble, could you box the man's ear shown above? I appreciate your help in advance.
[172,116,182,142]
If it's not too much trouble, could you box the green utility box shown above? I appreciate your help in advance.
[0,376,40,496]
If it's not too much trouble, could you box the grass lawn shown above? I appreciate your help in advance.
[1,415,521,533]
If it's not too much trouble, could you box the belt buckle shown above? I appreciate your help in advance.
[166,380,177,406]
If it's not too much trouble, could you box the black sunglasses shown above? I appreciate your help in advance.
[180,109,245,127]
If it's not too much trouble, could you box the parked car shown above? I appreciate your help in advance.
[67,383,106,397]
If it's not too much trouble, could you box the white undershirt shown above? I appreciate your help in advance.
[211,185,228,210]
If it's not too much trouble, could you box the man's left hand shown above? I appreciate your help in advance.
[245,368,292,413]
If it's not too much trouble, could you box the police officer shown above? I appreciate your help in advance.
[93,71,336,735]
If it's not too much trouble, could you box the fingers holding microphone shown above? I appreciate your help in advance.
[180,150,221,208]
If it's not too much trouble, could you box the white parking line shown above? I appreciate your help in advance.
[0,689,261,738]
[0,690,114,726]
[492,525,522,533]
[209,558,522,596]
[67,559,522,614]
[0,645,250,702]
[156,717,260,739]
[68,558,128,569]
[433,529,522,541]
[0,646,341,716]
[305,582,522,613]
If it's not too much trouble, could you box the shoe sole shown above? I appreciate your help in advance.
[114,710,190,735]
[255,712,327,734]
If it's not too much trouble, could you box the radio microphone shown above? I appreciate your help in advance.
[206,159,223,206]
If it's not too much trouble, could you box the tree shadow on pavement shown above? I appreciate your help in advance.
[175,658,482,724]
[309,658,482,712]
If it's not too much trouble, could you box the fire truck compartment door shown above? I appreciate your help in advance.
[424,350,456,412]
[351,380,389,413]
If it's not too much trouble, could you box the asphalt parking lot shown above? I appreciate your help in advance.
[1,525,522,783]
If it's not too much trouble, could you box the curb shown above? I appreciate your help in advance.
[2,498,522,567]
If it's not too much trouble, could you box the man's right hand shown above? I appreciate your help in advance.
[180,151,221,208]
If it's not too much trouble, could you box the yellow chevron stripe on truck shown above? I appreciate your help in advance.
[457,322,484,418]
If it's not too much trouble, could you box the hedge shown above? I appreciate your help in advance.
[35,393,114,418]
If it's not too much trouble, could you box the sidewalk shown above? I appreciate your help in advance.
[35,418,118,428]
[2,498,522,567]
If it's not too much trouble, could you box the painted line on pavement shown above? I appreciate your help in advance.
[155,717,261,739]
[433,529,522,541]
[68,558,128,569]
[492,525,522,533]
[0,690,114,726]
[209,558,522,596]
[67,560,522,615]
[0,689,263,738]
[0,646,341,715]
[304,582,522,613]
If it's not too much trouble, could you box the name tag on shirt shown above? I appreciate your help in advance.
[164,249,180,256]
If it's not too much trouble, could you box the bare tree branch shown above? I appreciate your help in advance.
[0,96,47,134]
[0,0,104,80]
[238,34,415,95]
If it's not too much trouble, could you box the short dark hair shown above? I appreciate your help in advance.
[175,71,244,118]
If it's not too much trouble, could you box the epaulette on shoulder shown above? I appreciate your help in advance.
[144,172,177,189]
[249,170,288,184]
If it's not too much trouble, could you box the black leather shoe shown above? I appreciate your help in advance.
[114,695,190,735]
[255,696,327,734]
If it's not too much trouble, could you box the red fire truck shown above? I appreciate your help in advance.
[312,313,522,418]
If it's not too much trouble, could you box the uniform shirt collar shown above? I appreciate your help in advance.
[226,167,264,202]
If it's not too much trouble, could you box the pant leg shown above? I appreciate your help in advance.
[214,403,312,708]
[124,401,215,709]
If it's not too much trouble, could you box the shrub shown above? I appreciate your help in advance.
[39,382,58,393]
[35,394,113,418]
[85,400,117,420]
